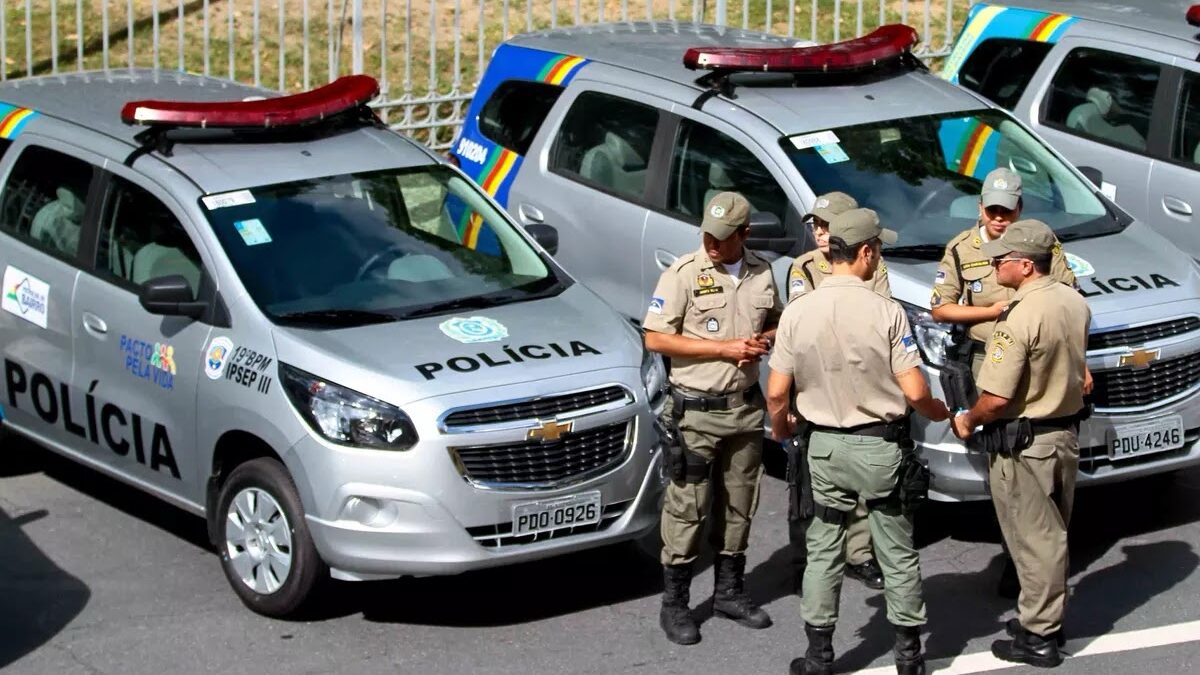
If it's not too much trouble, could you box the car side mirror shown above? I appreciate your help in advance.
[139,275,207,319]
[746,212,795,254]
[1078,165,1103,188]
[526,223,559,256]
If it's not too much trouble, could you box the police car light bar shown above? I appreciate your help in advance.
[683,24,919,73]
[120,75,380,128]
[1188,5,1200,27]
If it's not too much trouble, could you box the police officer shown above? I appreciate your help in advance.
[930,168,1079,597]
[787,191,888,593]
[952,220,1090,669]
[644,192,782,645]
[768,208,950,675]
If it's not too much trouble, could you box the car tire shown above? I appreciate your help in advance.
[216,458,326,617]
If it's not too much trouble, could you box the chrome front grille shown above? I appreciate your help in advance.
[450,421,632,488]
[441,386,632,431]
[1092,352,1200,409]
[467,499,632,548]
[1089,318,1200,351]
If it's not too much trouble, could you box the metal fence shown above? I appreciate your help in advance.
[4,1,969,148]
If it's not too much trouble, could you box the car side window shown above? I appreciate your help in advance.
[478,80,564,156]
[1174,71,1200,168]
[957,38,1053,111]
[97,176,204,299]
[0,145,94,260]
[668,119,789,225]
[549,91,658,201]
[1043,48,1160,153]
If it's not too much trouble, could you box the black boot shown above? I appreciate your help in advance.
[997,556,1020,599]
[660,564,700,645]
[893,625,926,675]
[1005,618,1066,648]
[790,623,835,675]
[713,553,772,629]
[992,623,1063,668]
[846,559,885,590]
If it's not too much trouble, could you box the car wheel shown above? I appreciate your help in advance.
[216,458,325,617]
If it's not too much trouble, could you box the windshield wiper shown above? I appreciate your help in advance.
[274,308,399,327]
[884,244,945,261]
[400,294,514,320]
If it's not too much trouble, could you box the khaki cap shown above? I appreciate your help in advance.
[981,167,1022,210]
[807,191,858,224]
[701,191,751,240]
[981,219,1057,257]
[830,208,898,247]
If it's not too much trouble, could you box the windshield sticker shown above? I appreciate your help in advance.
[121,336,176,391]
[1065,252,1095,278]
[204,337,235,380]
[223,346,274,395]
[415,341,601,380]
[815,144,850,164]
[202,189,256,210]
[790,130,840,150]
[3,360,181,479]
[439,316,509,344]
[2,266,49,329]
[234,218,273,246]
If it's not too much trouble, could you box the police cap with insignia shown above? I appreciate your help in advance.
[980,167,1022,210]
[980,219,1057,258]
[701,191,752,241]
[805,191,858,224]
[829,207,898,247]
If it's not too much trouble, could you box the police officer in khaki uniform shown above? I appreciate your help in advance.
[930,168,1080,598]
[644,192,783,646]
[952,220,1090,669]
[787,191,888,593]
[767,208,950,675]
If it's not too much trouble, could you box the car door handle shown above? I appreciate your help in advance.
[1164,195,1193,217]
[517,203,544,224]
[82,312,108,337]
[655,250,678,270]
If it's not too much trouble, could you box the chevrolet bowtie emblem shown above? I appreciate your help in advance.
[528,419,573,443]
[1119,348,1161,369]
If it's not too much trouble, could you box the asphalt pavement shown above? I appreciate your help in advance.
[2,433,1198,675]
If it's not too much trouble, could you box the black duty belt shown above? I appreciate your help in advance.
[1031,415,1081,433]
[671,384,760,412]
[810,419,905,441]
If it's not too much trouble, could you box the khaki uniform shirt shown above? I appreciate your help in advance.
[644,247,782,395]
[769,275,921,427]
[931,226,1076,343]
[976,276,1091,420]
[787,249,892,301]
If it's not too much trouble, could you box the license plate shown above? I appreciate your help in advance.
[1107,415,1185,460]
[512,491,601,536]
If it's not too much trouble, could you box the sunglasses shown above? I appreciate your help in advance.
[990,256,1027,268]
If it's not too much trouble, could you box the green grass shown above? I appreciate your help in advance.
[5,1,970,147]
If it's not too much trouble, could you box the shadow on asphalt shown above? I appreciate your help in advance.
[0,504,91,669]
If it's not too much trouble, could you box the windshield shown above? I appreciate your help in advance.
[202,165,563,325]
[781,109,1125,255]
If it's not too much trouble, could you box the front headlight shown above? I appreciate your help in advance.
[641,347,668,404]
[280,364,418,450]
[900,301,955,368]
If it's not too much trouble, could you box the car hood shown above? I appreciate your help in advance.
[886,220,1200,325]
[271,284,642,406]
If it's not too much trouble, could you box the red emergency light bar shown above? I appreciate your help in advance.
[683,24,919,73]
[1188,5,1200,27]
[120,74,379,128]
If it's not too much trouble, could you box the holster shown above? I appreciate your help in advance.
[894,421,931,516]
[978,417,1035,457]
[939,330,979,410]
[657,392,711,484]
[786,423,814,522]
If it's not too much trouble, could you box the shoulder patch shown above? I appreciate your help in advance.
[990,342,1006,363]
[902,334,918,353]
[992,329,1015,347]
[934,267,947,285]
[648,296,664,314]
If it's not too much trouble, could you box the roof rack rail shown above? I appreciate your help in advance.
[684,24,920,106]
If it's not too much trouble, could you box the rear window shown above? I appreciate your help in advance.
[478,80,563,155]
[1043,48,1161,154]
[957,38,1053,111]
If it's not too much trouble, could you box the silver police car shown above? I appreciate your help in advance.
[0,70,666,616]
[944,1,1200,258]
[453,22,1200,502]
